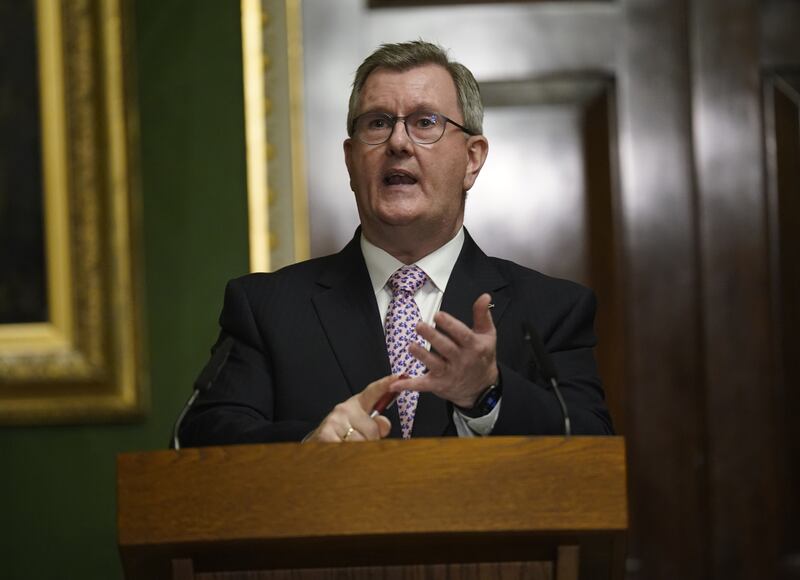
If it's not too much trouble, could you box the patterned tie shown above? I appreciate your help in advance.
[384,265,428,439]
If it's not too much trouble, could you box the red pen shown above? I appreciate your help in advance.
[369,390,399,419]
[368,371,412,418]
[368,362,432,418]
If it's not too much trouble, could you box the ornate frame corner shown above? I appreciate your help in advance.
[0,0,147,424]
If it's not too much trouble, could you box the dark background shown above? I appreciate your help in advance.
[0,0,48,324]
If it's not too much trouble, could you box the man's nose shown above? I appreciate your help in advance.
[386,119,413,154]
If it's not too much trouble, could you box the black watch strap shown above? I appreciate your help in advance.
[456,380,502,419]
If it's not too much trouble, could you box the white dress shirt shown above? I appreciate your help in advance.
[360,227,501,436]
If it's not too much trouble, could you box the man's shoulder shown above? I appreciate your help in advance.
[462,231,591,300]
[227,252,342,293]
[486,255,593,302]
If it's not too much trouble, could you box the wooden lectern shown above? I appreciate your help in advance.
[117,436,627,580]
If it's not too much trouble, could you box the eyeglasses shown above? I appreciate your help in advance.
[351,110,476,145]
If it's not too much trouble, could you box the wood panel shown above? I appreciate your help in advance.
[468,77,599,282]
[693,0,779,577]
[195,561,554,580]
[119,438,626,545]
[582,83,625,438]
[761,0,800,68]
[118,437,626,579]
[764,72,800,580]
[618,1,708,578]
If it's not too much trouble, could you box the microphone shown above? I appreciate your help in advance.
[171,336,234,450]
[523,324,571,436]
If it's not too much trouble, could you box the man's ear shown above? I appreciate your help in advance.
[463,135,489,192]
[343,138,356,191]
[343,138,353,175]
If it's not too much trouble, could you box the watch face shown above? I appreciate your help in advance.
[483,388,501,411]
[462,385,501,418]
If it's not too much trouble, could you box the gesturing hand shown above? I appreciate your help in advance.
[390,293,499,409]
[304,374,398,442]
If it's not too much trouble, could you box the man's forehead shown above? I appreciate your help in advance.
[358,64,459,110]
[362,63,453,87]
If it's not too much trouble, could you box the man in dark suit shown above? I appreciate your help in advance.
[180,41,612,446]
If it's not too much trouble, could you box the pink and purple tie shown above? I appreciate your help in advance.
[384,265,428,439]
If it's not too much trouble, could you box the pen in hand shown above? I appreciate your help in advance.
[368,370,412,418]
[368,366,429,419]
[369,390,399,419]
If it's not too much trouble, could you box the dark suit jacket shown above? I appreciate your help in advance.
[180,230,613,446]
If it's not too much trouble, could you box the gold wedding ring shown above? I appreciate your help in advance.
[342,426,356,441]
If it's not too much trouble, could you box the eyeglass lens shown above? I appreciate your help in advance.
[354,111,445,144]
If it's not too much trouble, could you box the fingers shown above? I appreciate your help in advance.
[429,312,473,346]
[350,409,381,440]
[391,373,433,394]
[374,415,391,438]
[472,293,495,335]
[416,321,459,360]
[311,406,378,443]
[408,342,445,375]
[389,294,498,408]
[307,374,400,443]
[356,374,400,413]
[311,414,354,442]
[337,393,392,441]
[422,293,494,348]
[414,294,495,364]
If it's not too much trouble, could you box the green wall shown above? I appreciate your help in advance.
[0,1,249,577]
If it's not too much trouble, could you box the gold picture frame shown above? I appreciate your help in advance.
[241,0,310,272]
[0,0,146,424]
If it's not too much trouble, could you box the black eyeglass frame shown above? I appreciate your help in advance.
[350,110,477,145]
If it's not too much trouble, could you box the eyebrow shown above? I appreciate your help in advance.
[359,104,441,116]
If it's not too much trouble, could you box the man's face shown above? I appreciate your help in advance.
[344,64,488,248]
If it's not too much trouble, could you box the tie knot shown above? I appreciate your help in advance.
[387,265,427,295]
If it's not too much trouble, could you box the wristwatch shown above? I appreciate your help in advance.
[456,380,502,419]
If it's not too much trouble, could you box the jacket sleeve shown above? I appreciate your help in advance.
[178,278,316,446]
[492,286,614,436]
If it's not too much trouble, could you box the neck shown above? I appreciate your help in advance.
[363,220,462,264]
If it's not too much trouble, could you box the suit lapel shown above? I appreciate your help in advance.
[312,235,391,400]
[311,230,510,440]
[410,230,510,437]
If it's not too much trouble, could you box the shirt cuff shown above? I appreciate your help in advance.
[453,398,502,437]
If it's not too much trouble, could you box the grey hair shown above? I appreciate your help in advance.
[346,40,484,137]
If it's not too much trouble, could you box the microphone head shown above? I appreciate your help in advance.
[523,324,559,382]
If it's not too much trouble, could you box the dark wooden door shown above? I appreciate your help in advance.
[302,1,800,578]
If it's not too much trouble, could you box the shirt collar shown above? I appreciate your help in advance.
[360,227,465,294]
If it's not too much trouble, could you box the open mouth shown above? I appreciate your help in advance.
[382,170,418,186]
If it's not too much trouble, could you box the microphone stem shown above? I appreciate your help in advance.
[172,389,200,450]
[550,377,572,437]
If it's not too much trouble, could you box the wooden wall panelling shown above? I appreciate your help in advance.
[468,77,596,283]
[761,0,800,69]
[762,2,800,575]
[476,76,625,436]
[195,562,555,580]
[764,72,800,580]
[619,0,708,578]
[581,81,626,437]
[692,0,779,578]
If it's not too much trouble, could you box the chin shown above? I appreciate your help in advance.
[371,200,425,226]
[375,211,421,227]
